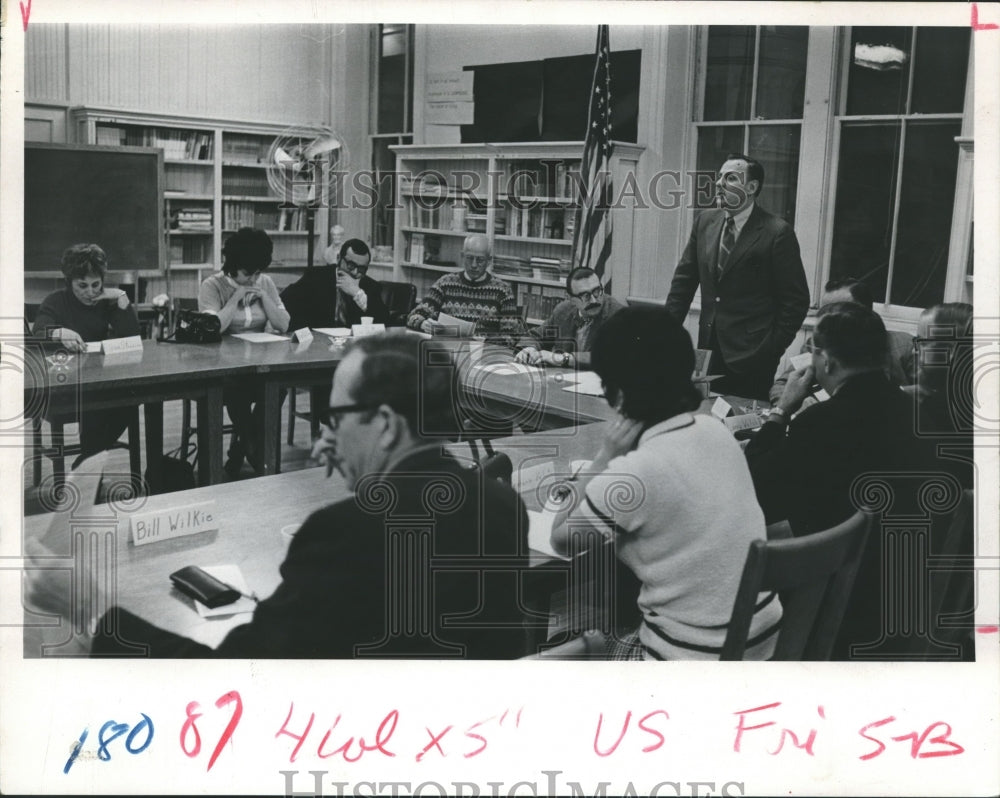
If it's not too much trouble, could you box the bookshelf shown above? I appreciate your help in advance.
[71,109,328,298]
[390,142,644,325]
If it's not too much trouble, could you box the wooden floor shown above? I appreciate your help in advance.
[22,389,321,515]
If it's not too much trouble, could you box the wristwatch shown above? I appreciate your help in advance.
[768,406,788,424]
[559,351,571,368]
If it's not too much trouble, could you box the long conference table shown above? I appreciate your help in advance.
[22,422,612,657]
[22,334,623,492]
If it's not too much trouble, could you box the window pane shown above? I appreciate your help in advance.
[756,26,809,120]
[371,137,409,248]
[846,27,913,116]
[911,27,970,114]
[377,52,406,133]
[695,126,744,209]
[889,120,961,307]
[829,122,901,302]
[748,125,800,224]
[704,26,754,121]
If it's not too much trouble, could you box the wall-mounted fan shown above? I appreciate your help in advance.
[265,127,348,268]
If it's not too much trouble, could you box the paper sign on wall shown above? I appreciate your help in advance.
[426,71,474,101]
[426,101,475,126]
[130,501,218,546]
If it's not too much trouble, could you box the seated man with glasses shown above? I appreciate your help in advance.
[86,332,531,658]
[514,266,624,368]
[281,238,389,331]
[406,234,520,341]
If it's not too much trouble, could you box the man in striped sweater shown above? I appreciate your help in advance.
[406,234,520,341]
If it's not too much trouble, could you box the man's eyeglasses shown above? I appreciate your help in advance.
[570,285,604,303]
[319,403,378,431]
[463,254,490,268]
[339,259,368,277]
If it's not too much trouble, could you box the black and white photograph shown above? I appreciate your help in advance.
[1,2,997,795]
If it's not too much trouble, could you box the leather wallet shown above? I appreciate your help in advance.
[169,565,240,609]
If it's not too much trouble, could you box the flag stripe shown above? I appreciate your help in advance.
[571,25,614,283]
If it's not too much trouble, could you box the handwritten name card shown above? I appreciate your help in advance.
[130,501,218,546]
[100,335,143,355]
[291,328,313,344]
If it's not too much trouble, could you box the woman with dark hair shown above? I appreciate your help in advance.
[550,306,781,660]
[199,228,290,476]
[33,243,140,459]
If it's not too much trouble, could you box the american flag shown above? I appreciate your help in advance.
[571,25,614,284]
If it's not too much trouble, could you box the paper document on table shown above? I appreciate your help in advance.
[561,370,604,396]
[433,312,476,337]
[472,362,544,376]
[231,332,289,343]
[193,565,256,618]
[313,327,353,338]
[527,510,570,561]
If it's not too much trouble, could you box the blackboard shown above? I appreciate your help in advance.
[24,142,164,274]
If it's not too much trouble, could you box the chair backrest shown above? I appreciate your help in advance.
[721,510,873,661]
[379,280,417,326]
[930,488,975,643]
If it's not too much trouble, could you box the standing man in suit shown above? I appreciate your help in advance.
[665,153,809,400]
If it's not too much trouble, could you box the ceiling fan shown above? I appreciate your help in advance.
[265,127,348,268]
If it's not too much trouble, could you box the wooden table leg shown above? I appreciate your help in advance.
[143,401,164,494]
[197,387,224,486]
[261,379,282,476]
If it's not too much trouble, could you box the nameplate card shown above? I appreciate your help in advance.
[711,397,733,419]
[291,327,313,344]
[130,501,218,547]
[789,352,813,371]
[512,460,556,497]
[724,414,763,434]
[101,335,144,354]
[351,323,386,338]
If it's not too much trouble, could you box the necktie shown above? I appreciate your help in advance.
[717,216,736,279]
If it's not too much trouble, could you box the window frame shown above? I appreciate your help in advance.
[691,26,972,323]
[821,26,972,322]
[366,24,415,255]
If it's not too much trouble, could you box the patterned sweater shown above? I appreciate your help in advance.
[406,272,520,338]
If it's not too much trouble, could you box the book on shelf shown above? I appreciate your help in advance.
[408,233,425,265]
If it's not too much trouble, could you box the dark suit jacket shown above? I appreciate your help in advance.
[518,295,625,366]
[744,372,971,660]
[280,267,388,330]
[92,447,530,658]
[665,204,809,376]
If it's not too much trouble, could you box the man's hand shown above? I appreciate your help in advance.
[336,271,361,296]
[777,364,815,416]
[515,347,543,365]
[310,435,341,478]
[420,319,436,334]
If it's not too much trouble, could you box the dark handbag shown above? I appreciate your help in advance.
[144,443,197,494]
[161,309,222,344]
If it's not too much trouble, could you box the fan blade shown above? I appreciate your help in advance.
[273,145,297,166]
[303,133,342,161]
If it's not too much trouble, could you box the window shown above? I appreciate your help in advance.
[695,26,809,224]
[829,27,970,308]
[369,24,414,251]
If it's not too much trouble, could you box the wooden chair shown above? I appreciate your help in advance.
[721,511,873,661]
[24,302,142,495]
[926,489,975,652]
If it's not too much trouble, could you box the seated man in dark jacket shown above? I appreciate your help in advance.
[745,302,970,660]
[281,238,389,330]
[30,333,531,659]
[514,267,625,369]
